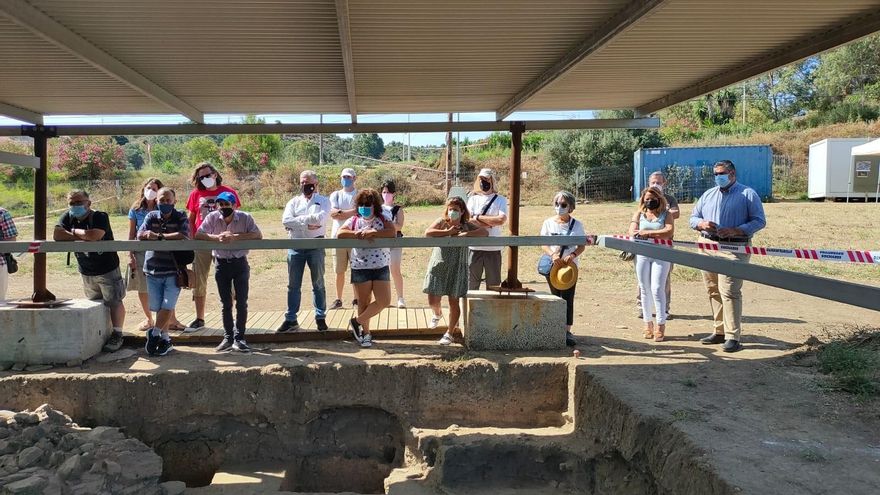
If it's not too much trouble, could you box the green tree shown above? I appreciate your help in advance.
[220,115,283,175]
[283,139,320,165]
[350,133,385,159]
[181,136,220,167]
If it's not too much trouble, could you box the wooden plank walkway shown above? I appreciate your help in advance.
[123,307,449,344]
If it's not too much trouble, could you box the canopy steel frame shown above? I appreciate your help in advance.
[0,118,659,137]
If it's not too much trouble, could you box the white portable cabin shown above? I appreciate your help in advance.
[849,138,880,202]
[808,138,872,200]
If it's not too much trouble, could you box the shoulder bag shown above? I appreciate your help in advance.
[538,218,576,276]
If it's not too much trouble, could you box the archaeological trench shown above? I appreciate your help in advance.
[0,359,737,495]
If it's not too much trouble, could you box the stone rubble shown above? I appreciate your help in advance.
[0,404,164,495]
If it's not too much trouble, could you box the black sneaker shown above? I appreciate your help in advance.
[103,331,124,353]
[145,328,161,356]
[215,338,233,352]
[349,318,363,343]
[329,299,343,310]
[351,299,358,307]
[156,339,173,356]
[186,318,205,332]
[700,333,725,345]
[232,340,251,353]
[565,332,578,347]
[276,320,299,333]
[316,319,328,331]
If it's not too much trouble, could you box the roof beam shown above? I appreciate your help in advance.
[0,117,660,137]
[335,0,358,124]
[0,101,43,124]
[636,10,880,115]
[496,0,667,120]
[0,0,204,123]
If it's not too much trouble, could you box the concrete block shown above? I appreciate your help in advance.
[464,291,566,351]
[0,300,109,366]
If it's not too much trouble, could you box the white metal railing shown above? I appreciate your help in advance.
[0,235,589,253]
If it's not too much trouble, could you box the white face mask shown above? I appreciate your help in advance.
[555,205,568,216]
[200,176,216,189]
[649,183,663,192]
[143,188,158,201]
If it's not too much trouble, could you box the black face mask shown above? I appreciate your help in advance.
[480,179,491,192]
[645,198,660,210]
[220,207,234,218]
[302,183,315,196]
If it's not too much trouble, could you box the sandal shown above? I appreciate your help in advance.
[654,324,665,342]
[168,322,187,332]
[643,324,654,339]
[137,320,154,331]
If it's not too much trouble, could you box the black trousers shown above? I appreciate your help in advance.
[214,257,249,340]
[545,276,576,326]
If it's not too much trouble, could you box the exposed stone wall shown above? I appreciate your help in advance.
[0,404,184,495]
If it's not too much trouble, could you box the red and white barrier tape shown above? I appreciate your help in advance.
[26,241,41,254]
[606,235,880,265]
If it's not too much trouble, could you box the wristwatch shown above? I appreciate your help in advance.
[157,233,165,240]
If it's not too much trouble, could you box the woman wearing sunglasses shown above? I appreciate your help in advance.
[540,191,587,347]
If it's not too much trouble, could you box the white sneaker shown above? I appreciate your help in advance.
[360,334,373,348]
[429,315,442,329]
[438,332,454,345]
[397,298,406,309]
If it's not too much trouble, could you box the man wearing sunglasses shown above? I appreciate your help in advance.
[690,160,766,353]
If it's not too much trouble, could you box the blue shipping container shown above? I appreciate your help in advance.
[633,145,773,202]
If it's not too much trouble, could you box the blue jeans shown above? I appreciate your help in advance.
[146,274,180,312]
[286,249,326,322]
[215,257,250,340]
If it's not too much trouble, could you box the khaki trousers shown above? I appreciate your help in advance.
[700,247,750,341]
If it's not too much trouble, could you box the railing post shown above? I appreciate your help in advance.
[501,121,526,290]
[22,125,58,302]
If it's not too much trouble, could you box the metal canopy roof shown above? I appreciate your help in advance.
[1,0,879,125]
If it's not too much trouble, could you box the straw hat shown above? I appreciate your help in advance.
[549,261,578,291]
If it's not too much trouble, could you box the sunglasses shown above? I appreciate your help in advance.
[555,203,568,208]
[713,171,730,176]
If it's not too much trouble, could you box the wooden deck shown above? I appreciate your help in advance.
[123,307,449,344]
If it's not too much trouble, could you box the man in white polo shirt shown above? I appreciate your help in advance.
[466,168,508,290]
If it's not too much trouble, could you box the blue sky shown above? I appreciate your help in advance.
[0,111,593,146]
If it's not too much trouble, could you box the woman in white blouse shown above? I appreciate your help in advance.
[540,191,588,347]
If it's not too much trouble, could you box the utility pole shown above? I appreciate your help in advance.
[742,84,746,125]
[455,113,461,185]
[407,114,411,161]
[319,114,324,165]
[445,113,453,195]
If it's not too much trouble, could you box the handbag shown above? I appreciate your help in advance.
[3,253,17,274]
[538,218,576,276]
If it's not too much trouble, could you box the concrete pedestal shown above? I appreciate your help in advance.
[0,299,109,365]
[464,291,566,351]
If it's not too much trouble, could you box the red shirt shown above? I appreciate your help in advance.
[186,185,241,231]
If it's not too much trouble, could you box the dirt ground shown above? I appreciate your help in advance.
[4,200,880,493]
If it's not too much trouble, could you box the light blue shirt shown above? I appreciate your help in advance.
[689,181,766,237]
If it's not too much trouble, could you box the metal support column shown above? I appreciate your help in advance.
[500,121,527,291]
[22,125,58,302]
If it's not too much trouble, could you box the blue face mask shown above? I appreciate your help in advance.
[714,173,731,188]
[158,204,174,215]
[341,177,355,188]
[69,205,87,218]
[358,206,373,218]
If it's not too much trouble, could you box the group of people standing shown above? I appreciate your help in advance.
[3,158,766,356]
[625,160,766,352]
